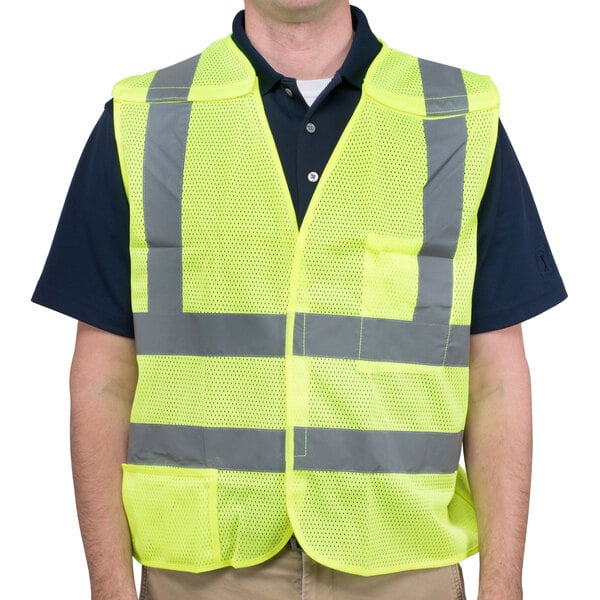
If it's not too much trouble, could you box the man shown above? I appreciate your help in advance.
[33,1,566,599]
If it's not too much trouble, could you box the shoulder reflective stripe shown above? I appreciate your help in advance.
[128,423,285,472]
[146,54,201,102]
[414,116,468,324]
[293,313,469,367]
[418,58,468,115]
[143,102,192,313]
[294,427,463,474]
[134,313,287,357]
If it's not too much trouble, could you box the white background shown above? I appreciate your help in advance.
[2,1,595,597]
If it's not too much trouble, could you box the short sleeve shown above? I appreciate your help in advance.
[32,100,134,337]
[471,121,567,333]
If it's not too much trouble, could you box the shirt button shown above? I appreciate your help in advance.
[306,122,316,134]
[307,171,319,183]
[284,87,294,97]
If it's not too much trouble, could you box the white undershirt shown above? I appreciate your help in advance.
[296,78,332,107]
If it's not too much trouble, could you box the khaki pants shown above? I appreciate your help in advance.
[140,543,466,600]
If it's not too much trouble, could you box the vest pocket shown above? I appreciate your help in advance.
[359,234,457,372]
[122,464,221,572]
[361,233,420,322]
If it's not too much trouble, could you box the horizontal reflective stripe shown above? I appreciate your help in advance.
[294,427,463,474]
[134,313,286,357]
[294,313,470,367]
[128,423,285,472]
[129,424,462,475]
[135,312,469,365]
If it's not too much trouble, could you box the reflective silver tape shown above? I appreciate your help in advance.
[128,423,285,472]
[146,54,201,102]
[293,312,361,360]
[293,313,469,367]
[134,312,287,357]
[135,311,468,365]
[414,116,468,324]
[418,58,468,115]
[143,102,193,313]
[128,423,462,474]
[294,427,463,474]
[143,56,198,308]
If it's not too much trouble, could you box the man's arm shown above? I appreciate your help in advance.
[70,322,138,600]
[464,324,532,600]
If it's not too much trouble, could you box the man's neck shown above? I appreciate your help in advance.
[243,2,354,80]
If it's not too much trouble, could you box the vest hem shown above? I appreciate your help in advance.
[287,536,480,576]
[133,528,293,574]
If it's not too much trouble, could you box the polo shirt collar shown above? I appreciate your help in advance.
[231,5,382,95]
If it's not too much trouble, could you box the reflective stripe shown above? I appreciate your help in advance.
[135,311,467,365]
[418,58,469,115]
[146,54,201,102]
[128,423,462,474]
[294,427,463,474]
[134,312,287,357]
[143,102,193,313]
[414,116,468,324]
[414,59,468,332]
[128,423,285,472]
[294,313,469,367]
[142,55,199,314]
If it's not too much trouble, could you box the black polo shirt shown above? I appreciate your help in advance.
[32,7,566,337]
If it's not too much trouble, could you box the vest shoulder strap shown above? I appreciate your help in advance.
[364,45,500,116]
[112,36,256,103]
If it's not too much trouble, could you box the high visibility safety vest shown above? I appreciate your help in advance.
[113,36,499,576]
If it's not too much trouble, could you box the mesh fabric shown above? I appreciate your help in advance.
[114,39,498,575]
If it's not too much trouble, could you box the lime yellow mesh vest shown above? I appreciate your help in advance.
[113,35,499,576]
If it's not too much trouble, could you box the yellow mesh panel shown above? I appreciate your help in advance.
[463,70,494,96]
[192,37,253,88]
[118,71,158,89]
[114,102,150,312]
[450,109,499,325]
[216,472,291,565]
[297,101,427,318]
[132,357,285,429]
[181,95,296,314]
[122,465,220,572]
[291,471,476,574]
[368,48,424,98]
[298,358,468,432]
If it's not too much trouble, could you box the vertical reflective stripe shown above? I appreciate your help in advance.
[414,117,468,324]
[415,59,468,326]
[142,54,199,315]
[418,58,469,115]
[294,427,463,474]
[146,54,201,102]
[143,102,193,313]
